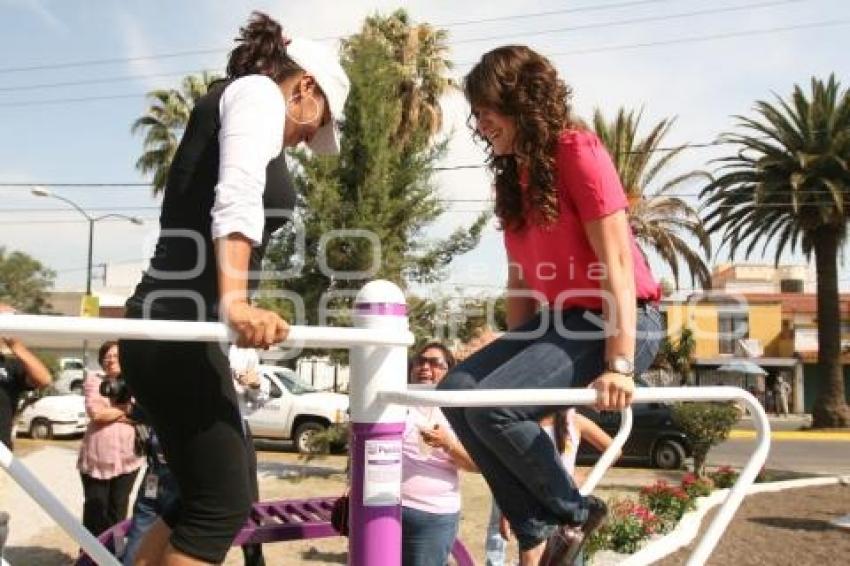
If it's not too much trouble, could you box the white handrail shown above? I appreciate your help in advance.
[0,309,769,566]
[0,443,120,566]
[402,384,633,497]
[581,407,632,497]
[379,386,770,566]
[0,314,414,349]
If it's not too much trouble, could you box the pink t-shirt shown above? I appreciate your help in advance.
[401,406,461,514]
[77,373,143,480]
[504,129,661,311]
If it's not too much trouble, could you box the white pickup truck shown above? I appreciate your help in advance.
[244,365,349,453]
[52,357,87,395]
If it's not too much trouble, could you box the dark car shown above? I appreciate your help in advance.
[576,402,691,470]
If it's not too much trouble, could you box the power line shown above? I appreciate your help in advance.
[516,18,850,61]
[3,16,841,109]
[0,68,223,93]
[0,93,146,108]
[0,206,159,213]
[0,0,810,95]
[452,0,806,45]
[0,1,809,94]
[0,0,676,75]
[0,183,152,187]
[0,217,159,225]
[432,0,676,27]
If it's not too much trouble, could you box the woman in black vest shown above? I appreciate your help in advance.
[119,12,349,565]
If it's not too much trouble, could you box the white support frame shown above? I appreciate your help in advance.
[381,387,770,566]
[0,313,770,566]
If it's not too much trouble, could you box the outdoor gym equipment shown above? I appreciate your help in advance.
[0,280,770,566]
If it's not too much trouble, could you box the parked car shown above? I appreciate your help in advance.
[16,393,88,440]
[53,357,86,395]
[576,402,692,470]
[244,365,349,453]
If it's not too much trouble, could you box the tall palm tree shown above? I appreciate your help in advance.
[357,9,455,144]
[593,108,712,288]
[701,74,850,428]
[132,71,220,194]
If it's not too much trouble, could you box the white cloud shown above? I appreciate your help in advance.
[2,0,67,33]
[110,6,166,92]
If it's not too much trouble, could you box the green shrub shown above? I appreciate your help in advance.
[672,402,739,476]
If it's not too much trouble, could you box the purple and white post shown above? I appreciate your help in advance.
[348,280,411,566]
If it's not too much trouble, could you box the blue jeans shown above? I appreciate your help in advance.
[485,500,584,566]
[438,306,662,550]
[122,462,180,566]
[485,499,507,566]
[401,506,459,566]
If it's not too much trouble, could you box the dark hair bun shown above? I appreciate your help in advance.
[227,11,300,82]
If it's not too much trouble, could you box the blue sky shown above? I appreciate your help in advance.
[0,0,848,296]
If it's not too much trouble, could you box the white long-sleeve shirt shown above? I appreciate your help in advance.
[210,75,286,246]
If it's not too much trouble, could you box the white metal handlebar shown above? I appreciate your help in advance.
[380,386,770,566]
[0,312,768,566]
[0,314,414,348]
[0,444,120,566]
[400,384,632,497]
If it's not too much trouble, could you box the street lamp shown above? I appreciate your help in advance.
[30,187,143,295]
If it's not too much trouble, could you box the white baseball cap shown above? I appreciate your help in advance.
[286,37,350,155]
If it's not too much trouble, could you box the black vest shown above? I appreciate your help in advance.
[126,79,296,321]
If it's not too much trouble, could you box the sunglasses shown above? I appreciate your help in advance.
[413,356,448,370]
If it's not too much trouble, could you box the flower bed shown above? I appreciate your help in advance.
[585,466,755,563]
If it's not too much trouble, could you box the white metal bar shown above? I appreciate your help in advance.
[580,407,632,497]
[379,386,770,566]
[0,443,120,566]
[0,314,413,348]
[404,384,633,497]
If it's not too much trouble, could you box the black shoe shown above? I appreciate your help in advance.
[539,496,608,566]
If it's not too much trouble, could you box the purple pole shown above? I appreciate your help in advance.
[349,281,411,566]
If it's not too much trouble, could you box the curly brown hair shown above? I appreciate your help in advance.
[464,45,580,231]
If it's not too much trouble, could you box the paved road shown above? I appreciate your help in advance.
[708,436,850,476]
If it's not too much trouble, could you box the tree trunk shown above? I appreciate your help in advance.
[812,227,850,428]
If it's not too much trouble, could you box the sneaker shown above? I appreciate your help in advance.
[539,496,608,566]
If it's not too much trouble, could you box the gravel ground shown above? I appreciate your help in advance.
[655,483,850,566]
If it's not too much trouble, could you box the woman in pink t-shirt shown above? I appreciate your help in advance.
[437,45,663,566]
[77,341,143,537]
[403,343,476,566]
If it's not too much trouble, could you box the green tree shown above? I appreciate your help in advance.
[132,71,221,194]
[593,108,711,288]
[0,247,55,313]
[262,14,487,339]
[672,402,739,476]
[701,75,850,428]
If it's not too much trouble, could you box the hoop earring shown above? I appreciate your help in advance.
[287,94,321,125]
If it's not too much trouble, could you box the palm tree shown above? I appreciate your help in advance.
[593,108,712,288]
[357,10,455,144]
[701,74,850,428]
[132,71,221,194]
[660,327,697,385]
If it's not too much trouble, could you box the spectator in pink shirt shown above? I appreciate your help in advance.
[402,342,476,566]
[77,341,143,537]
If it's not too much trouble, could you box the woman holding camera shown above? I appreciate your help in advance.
[77,341,143,537]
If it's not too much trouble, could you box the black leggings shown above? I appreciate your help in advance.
[119,339,252,563]
[80,469,139,537]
